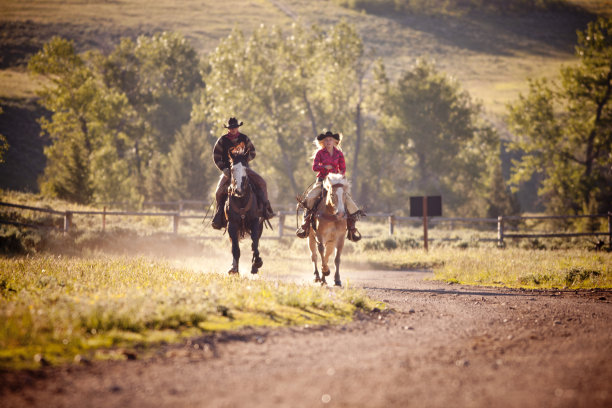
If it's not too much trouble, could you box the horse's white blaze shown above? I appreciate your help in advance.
[231,162,247,194]
[335,187,345,215]
[323,173,348,216]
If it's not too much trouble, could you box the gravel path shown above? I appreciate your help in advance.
[2,269,611,408]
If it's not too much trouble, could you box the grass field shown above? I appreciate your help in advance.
[1,192,611,369]
[1,1,611,368]
[0,254,379,369]
[0,0,604,113]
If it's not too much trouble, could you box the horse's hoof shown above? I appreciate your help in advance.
[314,276,321,283]
[334,281,342,287]
[322,270,330,277]
[252,257,263,269]
[228,268,239,275]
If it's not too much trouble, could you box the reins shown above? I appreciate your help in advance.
[228,186,254,219]
[228,179,273,232]
[295,177,347,229]
[296,179,318,229]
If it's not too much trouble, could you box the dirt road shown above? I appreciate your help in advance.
[2,269,611,408]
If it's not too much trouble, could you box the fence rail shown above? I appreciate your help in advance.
[1,201,610,249]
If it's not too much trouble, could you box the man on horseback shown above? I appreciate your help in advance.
[211,117,274,230]
[296,130,363,242]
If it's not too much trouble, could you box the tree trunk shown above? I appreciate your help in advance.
[353,100,362,198]
[79,116,92,154]
[583,69,611,208]
[303,90,318,140]
[276,131,299,195]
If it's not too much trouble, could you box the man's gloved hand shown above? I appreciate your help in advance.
[222,168,230,178]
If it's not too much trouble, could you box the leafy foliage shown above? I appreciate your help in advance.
[28,21,519,216]
[163,122,216,202]
[29,33,204,205]
[506,17,612,218]
[194,22,370,196]
[371,59,511,215]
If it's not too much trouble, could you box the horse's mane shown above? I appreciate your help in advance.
[227,159,256,240]
[323,173,349,190]
[322,173,349,210]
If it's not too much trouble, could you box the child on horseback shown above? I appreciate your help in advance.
[296,130,363,242]
[211,117,274,230]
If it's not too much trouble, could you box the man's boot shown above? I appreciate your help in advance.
[296,209,314,238]
[254,186,274,220]
[211,195,227,230]
[264,200,275,219]
[346,213,362,242]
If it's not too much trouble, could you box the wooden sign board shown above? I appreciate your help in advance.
[410,196,442,217]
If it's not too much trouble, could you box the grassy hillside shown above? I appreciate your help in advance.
[0,0,602,107]
[0,0,606,194]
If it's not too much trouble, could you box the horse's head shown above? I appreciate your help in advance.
[323,173,348,218]
[229,156,248,197]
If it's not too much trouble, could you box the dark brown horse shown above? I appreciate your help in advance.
[308,173,348,286]
[225,156,263,275]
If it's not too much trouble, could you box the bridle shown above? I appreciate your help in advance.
[228,161,254,219]
[320,181,346,220]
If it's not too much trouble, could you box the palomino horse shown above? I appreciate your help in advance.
[308,173,348,286]
[225,155,264,275]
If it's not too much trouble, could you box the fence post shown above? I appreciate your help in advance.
[64,211,73,234]
[279,213,285,238]
[608,212,611,252]
[423,196,428,252]
[173,213,179,234]
[102,206,106,232]
[388,215,395,235]
[497,216,504,247]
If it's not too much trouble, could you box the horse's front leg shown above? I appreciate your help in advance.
[250,219,263,274]
[320,239,337,286]
[227,222,240,274]
[317,237,330,286]
[333,233,345,287]
[309,231,321,283]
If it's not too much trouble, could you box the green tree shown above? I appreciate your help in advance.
[372,59,500,215]
[99,32,202,181]
[39,132,93,204]
[194,22,374,202]
[507,17,612,216]
[163,121,216,202]
[29,33,203,205]
[28,37,100,203]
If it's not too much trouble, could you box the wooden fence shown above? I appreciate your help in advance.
[1,201,610,249]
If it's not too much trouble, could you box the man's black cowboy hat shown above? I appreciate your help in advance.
[224,117,243,129]
[317,130,340,141]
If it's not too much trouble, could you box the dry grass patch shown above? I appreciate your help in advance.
[433,248,612,289]
[0,255,379,369]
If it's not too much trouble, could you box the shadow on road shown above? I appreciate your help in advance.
[363,286,533,298]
